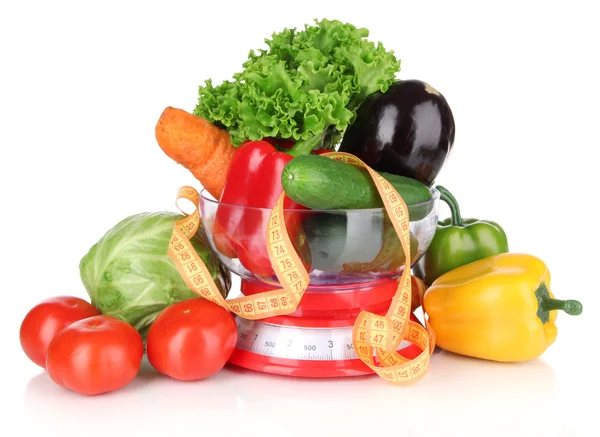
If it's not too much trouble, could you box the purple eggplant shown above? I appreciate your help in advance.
[338,79,455,186]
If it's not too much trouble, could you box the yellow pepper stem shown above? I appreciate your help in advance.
[536,283,583,323]
[540,296,583,315]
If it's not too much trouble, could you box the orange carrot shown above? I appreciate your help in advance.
[155,107,236,200]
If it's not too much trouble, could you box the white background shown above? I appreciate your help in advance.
[1,0,599,436]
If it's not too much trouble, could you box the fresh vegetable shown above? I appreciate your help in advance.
[268,137,332,155]
[338,79,455,186]
[79,212,231,332]
[281,154,432,218]
[342,222,419,273]
[155,106,237,200]
[409,276,427,313]
[423,253,583,362]
[415,186,509,285]
[146,298,238,381]
[20,296,100,368]
[302,213,348,270]
[193,19,401,148]
[213,138,317,276]
[302,213,414,273]
[46,315,143,395]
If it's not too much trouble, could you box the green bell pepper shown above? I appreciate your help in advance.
[415,185,509,285]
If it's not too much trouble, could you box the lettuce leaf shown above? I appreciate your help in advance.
[193,19,401,147]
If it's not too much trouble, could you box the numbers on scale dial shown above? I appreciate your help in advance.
[234,322,370,360]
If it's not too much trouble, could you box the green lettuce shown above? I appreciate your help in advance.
[194,18,401,147]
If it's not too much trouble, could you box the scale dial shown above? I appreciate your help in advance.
[234,316,411,361]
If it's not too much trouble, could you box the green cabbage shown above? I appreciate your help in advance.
[79,212,231,332]
[194,18,401,147]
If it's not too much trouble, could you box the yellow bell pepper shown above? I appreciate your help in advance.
[423,253,582,362]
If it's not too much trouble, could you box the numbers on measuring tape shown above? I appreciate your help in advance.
[304,345,316,351]
[168,186,309,322]
[265,341,275,348]
[280,259,293,270]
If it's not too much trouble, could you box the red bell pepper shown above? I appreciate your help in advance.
[212,135,321,277]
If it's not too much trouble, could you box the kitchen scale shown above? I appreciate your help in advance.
[198,186,441,378]
[227,278,424,377]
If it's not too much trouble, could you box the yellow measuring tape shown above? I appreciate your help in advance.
[167,151,436,385]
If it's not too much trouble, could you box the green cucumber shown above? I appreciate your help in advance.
[282,155,433,220]
[303,213,348,269]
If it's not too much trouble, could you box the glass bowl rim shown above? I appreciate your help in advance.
[199,187,440,214]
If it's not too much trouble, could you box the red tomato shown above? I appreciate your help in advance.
[146,298,238,381]
[46,315,143,396]
[20,296,100,368]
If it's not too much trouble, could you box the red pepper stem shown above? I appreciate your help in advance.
[286,134,323,157]
[436,185,464,227]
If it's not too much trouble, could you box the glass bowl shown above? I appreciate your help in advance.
[199,188,440,288]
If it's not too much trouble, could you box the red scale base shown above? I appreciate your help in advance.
[227,278,423,378]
